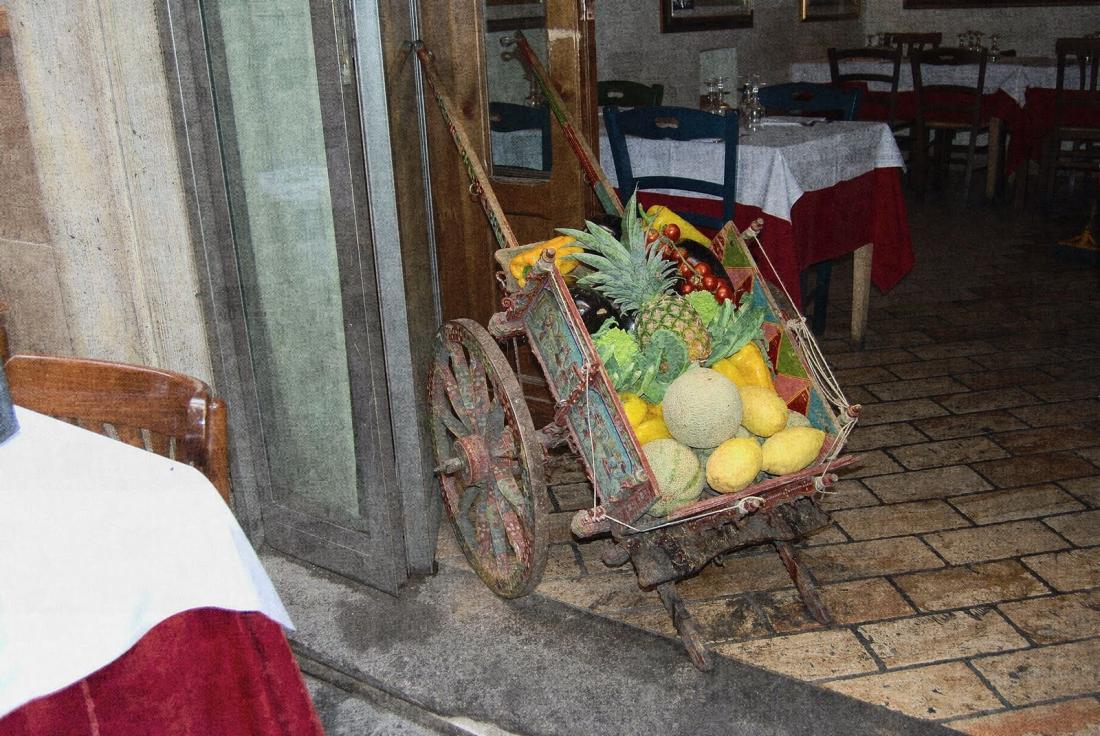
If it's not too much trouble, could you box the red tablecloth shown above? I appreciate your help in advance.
[636,167,913,305]
[845,88,1023,131]
[0,609,324,736]
[1006,87,1100,174]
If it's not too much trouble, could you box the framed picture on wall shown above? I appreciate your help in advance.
[800,0,860,21]
[661,0,754,33]
[904,0,1096,7]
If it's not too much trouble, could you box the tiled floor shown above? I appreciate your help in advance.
[438,197,1100,733]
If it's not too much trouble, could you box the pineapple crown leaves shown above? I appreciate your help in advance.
[703,300,767,367]
[556,193,676,314]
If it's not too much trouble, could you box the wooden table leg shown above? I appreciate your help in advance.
[851,243,873,349]
[986,117,1003,202]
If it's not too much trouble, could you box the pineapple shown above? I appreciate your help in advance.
[560,195,712,361]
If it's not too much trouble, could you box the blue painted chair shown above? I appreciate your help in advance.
[489,102,552,171]
[756,82,863,122]
[598,80,665,107]
[754,82,863,337]
[603,105,739,232]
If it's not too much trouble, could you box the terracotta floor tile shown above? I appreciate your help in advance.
[536,572,655,612]
[817,480,881,511]
[973,639,1100,706]
[845,422,929,452]
[908,341,999,361]
[836,365,900,385]
[836,449,905,479]
[1027,377,1100,403]
[540,544,585,580]
[549,481,592,511]
[894,560,1049,612]
[891,437,1010,471]
[802,523,850,546]
[999,590,1100,645]
[969,347,1059,370]
[828,348,918,369]
[865,465,993,504]
[949,697,1100,736]
[833,500,971,541]
[914,410,1030,441]
[923,520,1069,565]
[867,376,971,402]
[799,537,944,582]
[845,386,878,405]
[936,388,1042,416]
[614,598,772,642]
[1060,476,1100,508]
[714,629,878,680]
[1022,547,1100,592]
[992,425,1100,456]
[821,577,914,624]
[949,485,1085,525]
[547,511,575,544]
[824,662,1002,720]
[858,608,1029,668]
[677,551,793,600]
[887,356,985,381]
[751,588,827,634]
[1011,400,1100,429]
[973,453,1100,489]
[1078,447,1100,467]
[1045,357,1100,380]
[955,367,1055,392]
[1044,510,1100,547]
[859,398,951,426]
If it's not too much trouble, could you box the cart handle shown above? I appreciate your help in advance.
[501,31,624,218]
[412,41,521,252]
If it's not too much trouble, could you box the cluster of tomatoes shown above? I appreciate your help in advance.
[646,223,735,303]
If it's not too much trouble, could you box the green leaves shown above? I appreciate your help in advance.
[703,299,766,367]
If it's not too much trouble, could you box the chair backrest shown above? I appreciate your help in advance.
[1053,37,1100,138]
[597,80,665,107]
[488,101,552,170]
[4,354,231,505]
[603,105,738,231]
[828,46,902,125]
[756,82,863,121]
[910,47,988,130]
[883,32,942,56]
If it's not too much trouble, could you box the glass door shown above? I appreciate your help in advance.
[200,0,406,591]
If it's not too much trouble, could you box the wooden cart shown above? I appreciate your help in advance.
[416,39,860,670]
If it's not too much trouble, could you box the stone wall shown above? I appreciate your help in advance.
[0,2,212,382]
[595,0,864,107]
[862,1,1100,58]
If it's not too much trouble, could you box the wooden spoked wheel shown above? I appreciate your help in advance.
[429,319,549,598]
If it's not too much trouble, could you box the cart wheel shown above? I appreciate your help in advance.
[429,318,549,598]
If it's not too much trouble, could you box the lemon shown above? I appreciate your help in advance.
[635,417,672,445]
[706,437,763,493]
[619,393,649,428]
[739,386,789,437]
[761,427,826,475]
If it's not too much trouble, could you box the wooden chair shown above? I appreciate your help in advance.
[910,46,991,200]
[489,101,552,171]
[882,32,942,57]
[598,80,665,108]
[1039,37,1100,205]
[828,46,903,127]
[3,354,231,505]
[756,82,862,121]
[603,104,739,232]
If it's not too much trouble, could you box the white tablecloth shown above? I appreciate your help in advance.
[599,118,904,223]
[790,57,1067,106]
[0,407,293,719]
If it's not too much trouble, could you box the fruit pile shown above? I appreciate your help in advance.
[556,194,827,519]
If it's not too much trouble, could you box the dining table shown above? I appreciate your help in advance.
[0,406,323,735]
[790,56,1076,200]
[599,117,914,345]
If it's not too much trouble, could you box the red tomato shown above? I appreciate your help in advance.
[645,228,659,244]
[679,281,695,294]
[678,262,695,278]
[693,262,711,277]
[714,284,733,302]
[661,223,681,242]
[702,275,719,291]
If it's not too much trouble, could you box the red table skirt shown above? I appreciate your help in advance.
[637,167,914,305]
[841,87,1023,131]
[1006,87,1100,174]
[0,609,324,736]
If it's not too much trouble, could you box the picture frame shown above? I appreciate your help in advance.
[800,0,860,21]
[904,0,1095,6]
[660,0,754,33]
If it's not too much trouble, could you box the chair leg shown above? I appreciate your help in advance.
[985,118,1002,203]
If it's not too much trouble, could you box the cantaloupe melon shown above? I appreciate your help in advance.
[662,367,742,449]
[643,438,705,517]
